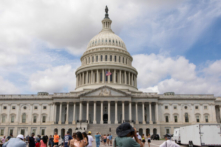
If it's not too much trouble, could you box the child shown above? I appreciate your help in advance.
[35,139,40,147]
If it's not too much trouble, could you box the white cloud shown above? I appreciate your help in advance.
[29,65,77,93]
[0,76,20,94]
[134,54,221,96]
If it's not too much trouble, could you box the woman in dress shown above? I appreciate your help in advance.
[82,132,88,147]
[141,134,146,146]
[103,134,107,146]
[107,134,109,146]
[70,132,84,147]
[40,136,47,147]
[147,134,151,147]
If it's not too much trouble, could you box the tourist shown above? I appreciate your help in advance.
[87,131,93,147]
[95,132,101,147]
[48,135,53,147]
[40,136,47,147]
[63,131,72,147]
[137,132,141,141]
[141,134,146,146]
[70,132,84,147]
[103,134,107,146]
[29,133,36,147]
[7,133,13,140]
[1,136,6,144]
[109,134,112,146]
[53,132,59,146]
[59,135,63,146]
[107,134,109,146]
[114,122,143,147]
[70,133,77,147]
[35,139,40,147]
[147,134,151,147]
[3,134,26,147]
[160,134,180,147]
[26,135,30,147]
[82,132,88,146]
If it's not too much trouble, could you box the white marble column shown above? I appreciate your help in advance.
[220,106,221,122]
[155,103,158,124]
[149,103,153,124]
[39,104,42,124]
[17,104,21,124]
[142,102,145,124]
[124,71,127,84]
[86,71,88,84]
[93,101,97,124]
[58,103,62,124]
[135,102,138,124]
[114,69,116,83]
[54,103,57,124]
[79,102,82,121]
[122,102,125,123]
[29,104,33,124]
[82,72,85,85]
[76,75,78,87]
[100,102,103,124]
[65,103,69,124]
[108,101,111,124]
[102,69,105,83]
[128,72,130,85]
[86,102,89,123]
[7,104,11,123]
[115,101,118,124]
[129,102,132,121]
[91,70,93,84]
[108,69,110,83]
[97,70,99,83]
[72,103,76,124]
[119,70,121,84]
[79,73,81,85]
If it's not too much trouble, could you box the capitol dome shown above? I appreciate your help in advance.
[75,6,138,91]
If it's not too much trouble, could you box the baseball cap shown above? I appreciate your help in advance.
[17,134,24,140]
[116,122,134,137]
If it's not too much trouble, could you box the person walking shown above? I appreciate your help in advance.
[87,131,93,147]
[1,136,6,144]
[82,132,88,147]
[109,134,112,146]
[35,139,40,147]
[29,133,36,147]
[147,134,151,147]
[48,135,53,147]
[141,134,146,146]
[53,132,59,146]
[107,134,109,146]
[63,131,72,147]
[95,132,101,147]
[40,136,47,147]
[70,133,77,147]
[114,122,143,147]
[160,134,180,147]
[70,132,84,147]
[3,134,26,147]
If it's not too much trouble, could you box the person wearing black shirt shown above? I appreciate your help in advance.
[29,133,36,147]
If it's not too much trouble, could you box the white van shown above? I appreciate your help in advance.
[172,128,181,144]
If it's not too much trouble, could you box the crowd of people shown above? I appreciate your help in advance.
[1,122,180,147]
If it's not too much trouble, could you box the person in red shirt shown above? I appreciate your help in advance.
[35,139,40,147]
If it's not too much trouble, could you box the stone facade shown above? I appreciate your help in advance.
[0,8,221,139]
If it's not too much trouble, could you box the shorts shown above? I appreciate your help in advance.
[54,142,58,145]
[104,139,107,142]
[142,140,145,143]
[148,140,151,143]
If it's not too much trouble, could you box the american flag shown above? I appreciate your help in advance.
[106,71,112,76]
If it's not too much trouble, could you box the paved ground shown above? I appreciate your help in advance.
[91,140,186,147]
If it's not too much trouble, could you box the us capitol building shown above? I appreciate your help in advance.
[0,7,221,139]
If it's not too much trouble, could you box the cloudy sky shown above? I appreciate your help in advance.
[0,0,221,96]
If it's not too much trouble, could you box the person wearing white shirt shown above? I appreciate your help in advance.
[87,131,94,147]
[160,134,180,147]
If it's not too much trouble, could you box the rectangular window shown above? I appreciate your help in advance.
[11,116,14,123]
[105,55,107,61]
[2,116,6,123]
[123,57,124,63]
[115,56,116,62]
[0,129,4,136]
[32,129,36,134]
[185,106,188,109]
[166,129,170,134]
[196,116,200,122]
[165,106,168,109]
[205,116,209,122]
[119,56,121,62]
[110,55,112,61]
[42,116,46,123]
[21,129,25,135]
[100,72,102,82]
[204,106,207,109]
[174,116,178,123]
[101,55,103,61]
[33,116,37,123]
[34,106,38,109]
[3,106,7,110]
[41,129,45,136]
[12,106,15,109]
[165,116,169,123]
[43,106,47,109]
[174,106,177,109]
[92,56,94,62]
[96,56,98,62]
[9,129,13,135]
[195,106,198,109]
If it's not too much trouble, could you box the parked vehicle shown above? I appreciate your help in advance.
[172,128,181,144]
[179,124,221,147]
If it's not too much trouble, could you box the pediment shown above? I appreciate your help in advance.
[79,86,131,97]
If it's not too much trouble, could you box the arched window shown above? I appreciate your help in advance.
[110,55,112,61]
[42,116,46,123]
[33,116,37,123]
[11,115,15,123]
[22,113,26,123]
[185,113,189,123]
[105,55,107,61]
[2,115,6,123]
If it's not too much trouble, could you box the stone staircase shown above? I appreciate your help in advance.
[87,124,120,139]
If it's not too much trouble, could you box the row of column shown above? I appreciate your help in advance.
[76,69,137,88]
[55,102,158,125]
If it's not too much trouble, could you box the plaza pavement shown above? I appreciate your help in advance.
[91,140,185,147]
